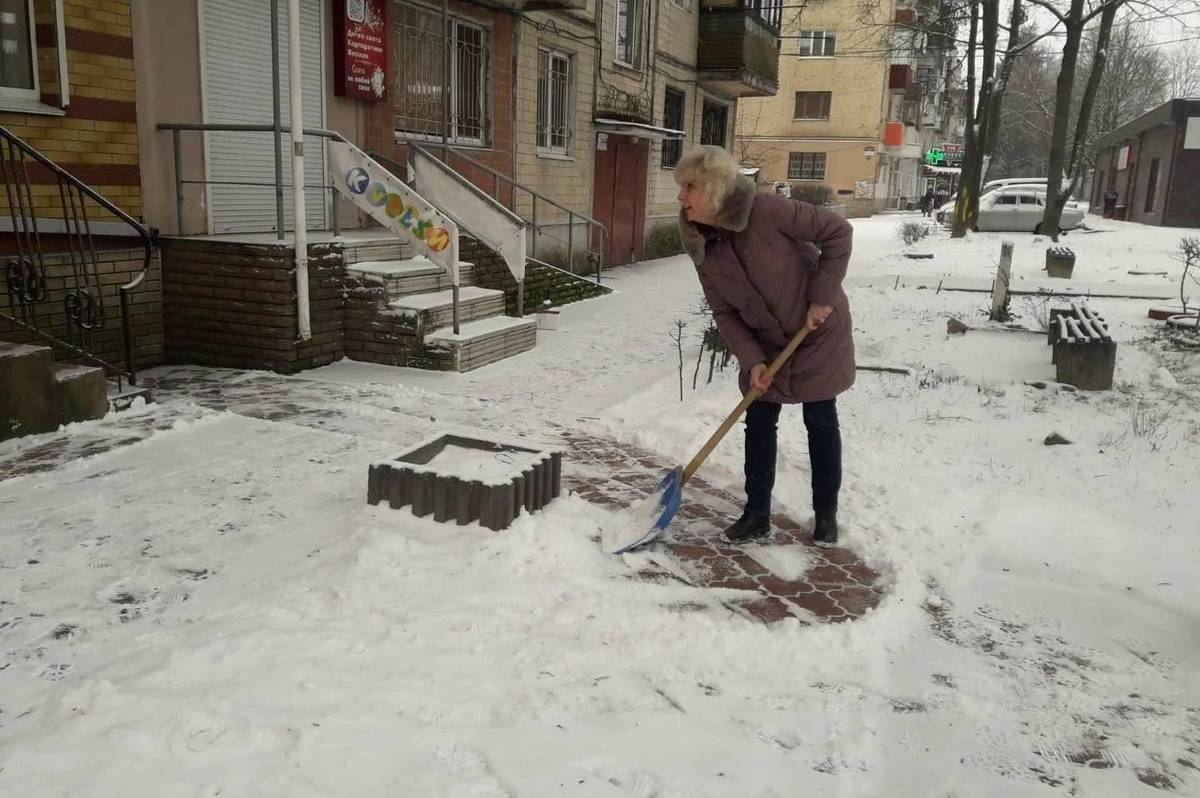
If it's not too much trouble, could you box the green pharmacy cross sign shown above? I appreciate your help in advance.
[924,148,946,166]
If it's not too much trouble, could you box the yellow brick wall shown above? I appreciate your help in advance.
[64,0,132,37]
[735,0,892,193]
[0,0,141,222]
[511,11,597,231]
[654,0,697,69]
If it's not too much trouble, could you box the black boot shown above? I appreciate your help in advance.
[723,512,770,544]
[813,511,838,547]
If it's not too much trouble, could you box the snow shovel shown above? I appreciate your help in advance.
[608,322,815,554]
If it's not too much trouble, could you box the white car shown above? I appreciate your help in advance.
[936,186,1082,232]
[975,187,1085,233]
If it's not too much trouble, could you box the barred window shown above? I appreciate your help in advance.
[661,87,686,168]
[794,91,832,120]
[393,3,488,145]
[788,152,826,180]
[797,30,836,57]
[700,99,728,148]
[537,48,572,155]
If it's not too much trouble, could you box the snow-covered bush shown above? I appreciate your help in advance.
[898,221,930,246]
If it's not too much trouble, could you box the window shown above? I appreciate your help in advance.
[1018,195,1043,206]
[797,30,836,57]
[700,99,728,147]
[661,87,686,168]
[670,0,691,10]
[615,0,642,67]
[788,152,826,181]
[1144,158,1159,213]
[917,66,932,93]
[0,0,37,99]
[394,4,489,145]
[994,195,1019,205]
[794,91,832,120]
[537,48,572,155]
[747,0,782,30]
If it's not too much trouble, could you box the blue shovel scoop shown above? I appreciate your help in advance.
[609,323,814,554]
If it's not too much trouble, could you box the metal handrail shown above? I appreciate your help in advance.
[160,122,607,283]
[158,122,351,239]
[1,125,153,387]
[446,146,607,281]
[396,141,607,282]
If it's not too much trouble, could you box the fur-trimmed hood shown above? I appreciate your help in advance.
[678,175,757,266]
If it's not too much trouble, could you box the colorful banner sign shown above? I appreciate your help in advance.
[328,139,460,283]
[333,0,387,101]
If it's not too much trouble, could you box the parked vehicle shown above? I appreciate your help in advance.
[936,184,1079,226]
[973,187,1086,233]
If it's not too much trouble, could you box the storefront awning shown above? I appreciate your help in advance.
[594,118,685,140]
[924,165,962,175]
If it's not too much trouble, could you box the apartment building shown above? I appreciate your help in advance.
[735,0,960,213]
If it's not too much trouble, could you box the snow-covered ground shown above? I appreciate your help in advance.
[2,214,1198,797]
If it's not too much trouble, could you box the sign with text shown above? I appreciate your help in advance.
[938,142,963,166]
[333,0,387,101]
[329,140,460,283]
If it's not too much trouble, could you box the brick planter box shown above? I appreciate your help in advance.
[368,432,562,530]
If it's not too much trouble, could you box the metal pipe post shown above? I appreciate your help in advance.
[172,129,183,234]
[567,212,574,272]
[270,0,286,240]
[531,194,538,259]
[287,0,310,340]
[452,284,460,335]
[442,0,450,161]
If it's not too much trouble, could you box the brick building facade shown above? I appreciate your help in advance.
[1092,99,1200,228]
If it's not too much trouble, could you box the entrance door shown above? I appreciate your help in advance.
[592,133,649,266]
[201,0,327,234]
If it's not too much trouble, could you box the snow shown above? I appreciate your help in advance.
[2,212,1199,796]
[415,442,544,483]
[389,286,502,311]
[423,315,537,343]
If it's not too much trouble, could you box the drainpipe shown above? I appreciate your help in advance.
[288,0,310,341]
[271,0,286,241]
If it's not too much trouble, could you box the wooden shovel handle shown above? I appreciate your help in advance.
[681,323,814,484]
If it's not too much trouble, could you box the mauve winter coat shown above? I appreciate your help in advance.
[679,176,856,404]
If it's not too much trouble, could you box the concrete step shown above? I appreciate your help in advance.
[389,286,506,332]
[0,341,56,441]
[424,316,538,372]
[51,363,108,425]
[347,256,477,300]
[341,237,414,266]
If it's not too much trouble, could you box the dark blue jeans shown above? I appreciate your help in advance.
[744,399,841,517]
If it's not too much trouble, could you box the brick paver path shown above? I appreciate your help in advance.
[560,430,884,625]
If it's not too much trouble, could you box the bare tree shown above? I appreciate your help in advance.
[1032,0,1186,239]
[990,35,1058,177]
[734,102,787,172]
[1163,40,1200,100]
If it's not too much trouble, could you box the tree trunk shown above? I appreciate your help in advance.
[1040,0,1086,241]
[952,0,982,238]
[1057,2,1119,218]
[982,0,1024,159]
[953,0,1001,237]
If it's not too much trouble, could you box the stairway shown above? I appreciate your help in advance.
[342,240,537,373]
[0,341,112,441]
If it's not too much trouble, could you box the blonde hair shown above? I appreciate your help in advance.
[673,146,741,216]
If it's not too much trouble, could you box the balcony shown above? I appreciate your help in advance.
[889,64,913,91]
[697,4,782,98]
